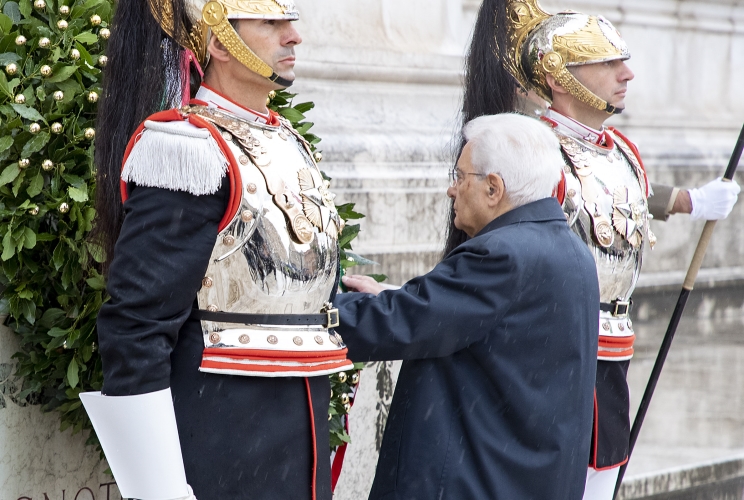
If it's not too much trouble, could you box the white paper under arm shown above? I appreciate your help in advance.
[80,388,190,500]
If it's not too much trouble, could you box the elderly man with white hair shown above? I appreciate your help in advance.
[334,113,600,500]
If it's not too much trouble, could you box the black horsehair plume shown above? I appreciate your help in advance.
[91,0,193,273]
[442,0,519,257]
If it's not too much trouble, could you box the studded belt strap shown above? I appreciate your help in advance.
[191,308,340,328]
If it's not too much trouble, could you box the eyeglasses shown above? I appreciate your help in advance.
[448,167,487,187]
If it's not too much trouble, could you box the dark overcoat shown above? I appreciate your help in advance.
[97,181,332,500]
[334,198,599,500]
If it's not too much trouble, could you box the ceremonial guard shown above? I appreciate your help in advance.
[81,0,352,499]
[449,0,741,498]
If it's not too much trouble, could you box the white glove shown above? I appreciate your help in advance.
[689,178,740,221]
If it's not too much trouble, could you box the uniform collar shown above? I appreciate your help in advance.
[195,85,272,124]
[475,198,566,238]
[544,108,606,145]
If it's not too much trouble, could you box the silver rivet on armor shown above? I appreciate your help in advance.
[239,155,249,165]
[207,304,219,312]
[563,165,571,174]
[263,129,272,138]
[628,319,633,329]
[247,183,257,194]
[223,235,235,246]
[278,132,287,141]
[293,336,303,346]
[590,150,598,157]
[221,131,232,141]
[239,334,250,344]
[329,335,340,346]
[314,335,324,345]
[267,335,279,345]
[202,277,213,288]
[602,321,611,331]
[567,189,576,198]
[241,210,254,222]
[618,323,625,332]
[209,332,221,344]
[286,199,295,208]
[335,333,344,344]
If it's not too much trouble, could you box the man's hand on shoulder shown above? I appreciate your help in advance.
[683,178,741,220]
[341,275,389,296]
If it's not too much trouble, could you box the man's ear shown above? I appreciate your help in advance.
[207,33,231,63]
[485,173,505,206]
[545,74,566,96]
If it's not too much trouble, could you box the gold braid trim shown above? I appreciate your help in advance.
[202,1,273,78]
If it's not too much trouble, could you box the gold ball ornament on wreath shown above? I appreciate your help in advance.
[51,122,63,134]
[84,128,95,140]
[38,37,51,48]
[14,94,25,104]
[28,206,39,216]
[53,90,64,101]
[87,91,99,103]
[350,372,360,385]
[5,63,17,75]
[343,403,351,413]
[15,35,26,46]
[42,160,54,171]
[313,151,323,163]
[58,202,70,214]
[99,28,111,39]
[40,65,52,77]
[59,4,69,15]
[33,0,46,9]
[57,19,68,30]
[69,48,80,60]
[340,393,350,405]
[90,14,102,26]
[97,55,108,67]
[18,158,30,169]
[29,123,41,134]
[337,371,347,383]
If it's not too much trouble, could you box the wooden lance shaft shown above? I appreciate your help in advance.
[613,122,744,499]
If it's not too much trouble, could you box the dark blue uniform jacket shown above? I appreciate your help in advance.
[334,198,599,500]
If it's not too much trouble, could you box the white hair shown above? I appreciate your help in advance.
[462,113,564,207]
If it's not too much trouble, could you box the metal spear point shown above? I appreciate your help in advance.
[613,122,744,499]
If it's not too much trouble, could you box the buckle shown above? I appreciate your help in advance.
[613,301,630,317]
[325,308,339,328]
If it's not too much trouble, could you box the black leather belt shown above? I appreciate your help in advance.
[599,300,631,317]
[191,308,340,328]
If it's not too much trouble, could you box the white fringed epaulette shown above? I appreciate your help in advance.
[121,119,228,196]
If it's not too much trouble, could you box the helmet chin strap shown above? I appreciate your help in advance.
[541,51,622,115]
[203,1,294,88]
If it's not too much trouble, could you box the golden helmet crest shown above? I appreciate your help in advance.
[505,0,630,113]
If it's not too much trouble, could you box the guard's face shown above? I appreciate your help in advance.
[234,18,302,87]
[447,143,490,238]
[570,59,634,111]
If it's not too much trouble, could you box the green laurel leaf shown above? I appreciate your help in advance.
[46,66,79,84]
[0,13,13,34]
[73,31,98,45]
[26,171,43,197]
[21,132,50,157]
[68,186,89,202]
[0,135,13,153]
[0,163,20,187]
[11,104,46,123]
[2,2,21,24]
[67,358,79,389]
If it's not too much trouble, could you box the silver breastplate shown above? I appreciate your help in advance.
[193,107,342,352]
[560,130,652,306]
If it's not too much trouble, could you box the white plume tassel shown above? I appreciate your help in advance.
[122,120,228,196]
